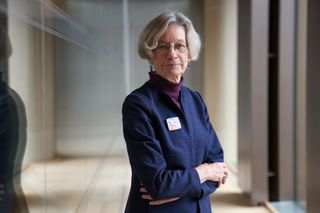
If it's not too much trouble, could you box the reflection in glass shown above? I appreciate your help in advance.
[1,0,204,212]
[0,25,29,213]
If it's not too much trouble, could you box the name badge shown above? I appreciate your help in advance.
[166,117,181,131]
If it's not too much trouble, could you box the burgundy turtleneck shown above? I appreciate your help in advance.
[148,71,184,109]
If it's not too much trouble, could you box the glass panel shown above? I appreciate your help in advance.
[2,0,126,212]
[54,0,125,157]
[1,0,204,212]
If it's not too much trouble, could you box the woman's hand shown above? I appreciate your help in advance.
[195,162,229,187]
[208,162,229,187]
[140,186,180,205]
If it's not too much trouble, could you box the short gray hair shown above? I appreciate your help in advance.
[138,11,201,61]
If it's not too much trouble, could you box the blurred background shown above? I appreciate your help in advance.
[0,0,319,212]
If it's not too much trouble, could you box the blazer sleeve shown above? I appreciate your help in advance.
[122,95,202,200]
[196,92,224,198]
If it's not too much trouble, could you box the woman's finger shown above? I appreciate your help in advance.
[142,194,153,200]
[140,187,148,193]
[149,197,180,205]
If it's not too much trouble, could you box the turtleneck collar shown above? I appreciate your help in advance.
[148,71,184,109]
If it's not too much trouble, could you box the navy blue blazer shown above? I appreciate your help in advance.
[122,82,224,213]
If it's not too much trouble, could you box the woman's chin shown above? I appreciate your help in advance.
[165,68,185,75]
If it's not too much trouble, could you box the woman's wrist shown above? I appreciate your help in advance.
[195,163,210,183]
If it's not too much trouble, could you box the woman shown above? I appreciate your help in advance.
[122,11,229,213]
[0,25,29,213]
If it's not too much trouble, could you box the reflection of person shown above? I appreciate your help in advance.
[122,11,229,213]
[0,25,29,212]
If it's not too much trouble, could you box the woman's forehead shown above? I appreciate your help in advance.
[158,24,186,42]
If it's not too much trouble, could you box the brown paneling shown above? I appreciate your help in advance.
[306,0,320,212]
[278,0,296,200]
[238,0,269,204]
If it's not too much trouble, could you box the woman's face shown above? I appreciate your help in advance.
[150,24,190,83]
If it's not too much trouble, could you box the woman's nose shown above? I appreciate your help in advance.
[167,46,178,58]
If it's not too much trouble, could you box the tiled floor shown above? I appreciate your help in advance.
[21,157,271,213]
[271,201,305,213]
[210,171,271,213]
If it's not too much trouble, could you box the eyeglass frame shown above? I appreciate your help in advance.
[154,42,189,54]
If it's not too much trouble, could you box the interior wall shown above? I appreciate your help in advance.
[8,0,55,164]
[6,0,206,160]
[55,0,204,157]
[203,0,238,169]
[54,0,127,157]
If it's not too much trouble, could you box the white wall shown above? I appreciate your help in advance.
[6,0,208,160]
[203,0,238,169]
[8,0,56,164]
[54,0,127,157]
[55,0,204,157]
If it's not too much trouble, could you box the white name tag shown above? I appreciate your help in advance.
[166,117,181,131]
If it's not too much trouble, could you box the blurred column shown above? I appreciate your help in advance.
[306,0,320,212]
[237,0,269,204]
[278,0,296,200]
[203,0,238,171]
[296,0,307,208]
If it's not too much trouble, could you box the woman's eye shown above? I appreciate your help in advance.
[176,44,186,51]
[158,45,168,50]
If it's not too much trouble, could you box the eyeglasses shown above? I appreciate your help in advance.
[155,42,188,54]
